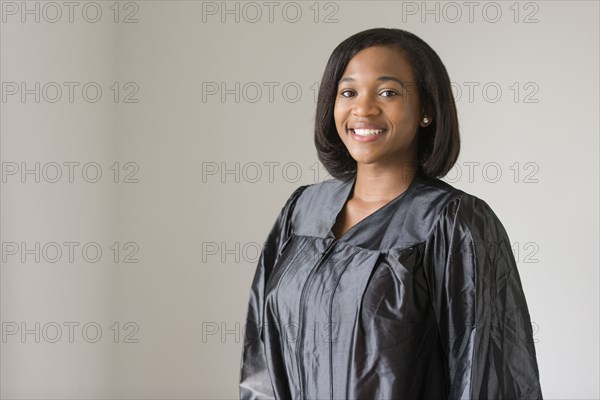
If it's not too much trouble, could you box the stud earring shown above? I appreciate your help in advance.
[422,116,430,124]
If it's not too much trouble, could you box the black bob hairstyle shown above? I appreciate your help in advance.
[314,28,460,180]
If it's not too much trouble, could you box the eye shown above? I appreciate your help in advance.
[339,89,355,98]
[379,89,399,98]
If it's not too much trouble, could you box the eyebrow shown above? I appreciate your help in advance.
[338,76,407,89]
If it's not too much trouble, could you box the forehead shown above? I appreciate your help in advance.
[341,45,415,81]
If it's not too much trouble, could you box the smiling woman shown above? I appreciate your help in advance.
[239,28,543,399]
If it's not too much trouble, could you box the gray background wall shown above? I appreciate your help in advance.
[1,1,598,398]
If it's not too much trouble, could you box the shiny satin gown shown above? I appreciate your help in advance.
[239,171,543,399]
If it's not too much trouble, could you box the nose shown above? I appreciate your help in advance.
[351,93,380,117]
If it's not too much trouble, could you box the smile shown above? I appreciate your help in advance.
[352,129,384,136]
[349,128,386,143]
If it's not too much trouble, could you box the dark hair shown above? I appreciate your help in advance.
[314,28,460,180]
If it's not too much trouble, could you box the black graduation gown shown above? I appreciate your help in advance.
[239,171,543,399]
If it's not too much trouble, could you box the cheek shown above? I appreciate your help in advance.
[387,102,418,125]
[333,105,344,130]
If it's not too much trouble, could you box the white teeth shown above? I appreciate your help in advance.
[353,129,383,136]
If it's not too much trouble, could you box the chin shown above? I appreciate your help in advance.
[350,157,382,166]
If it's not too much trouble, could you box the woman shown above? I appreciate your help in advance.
[240,28,543,399]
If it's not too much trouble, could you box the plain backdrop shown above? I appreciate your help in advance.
[1,1,598,399]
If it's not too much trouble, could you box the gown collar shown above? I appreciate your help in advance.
[326,171,423,242]
[292,168,464,250]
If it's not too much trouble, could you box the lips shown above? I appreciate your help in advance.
[348,122,386,137]
[347,123,386,142]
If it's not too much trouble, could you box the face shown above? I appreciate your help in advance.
[334,45,430,172]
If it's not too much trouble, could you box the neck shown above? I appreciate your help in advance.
[352,161,418,204]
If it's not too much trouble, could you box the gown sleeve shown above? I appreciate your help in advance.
[239,185,308,400]
[426,194,543,399]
